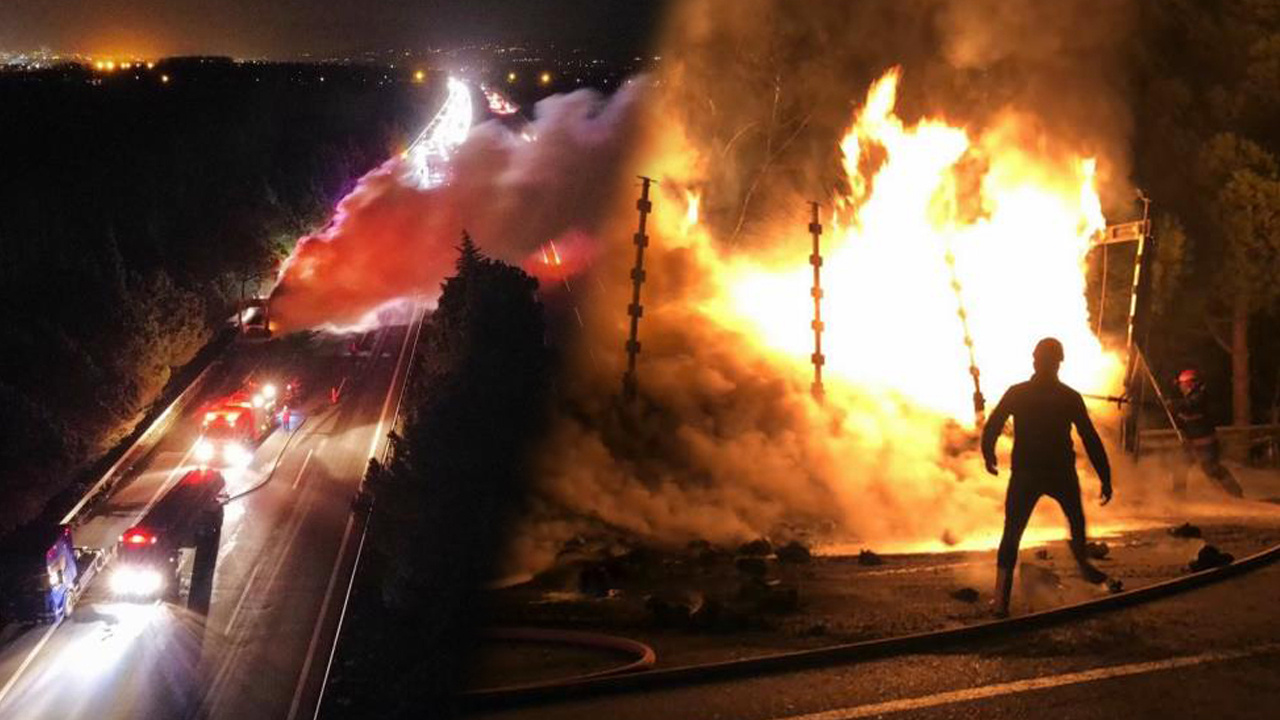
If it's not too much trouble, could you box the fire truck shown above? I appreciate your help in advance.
[194,382,280,467]
[0,522,104,623]
[109,469,225,600]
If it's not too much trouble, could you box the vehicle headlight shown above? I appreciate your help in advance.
[262,383,277,400]
[194,440,214,464]
[110,566,163,596]
[224,442,250,466]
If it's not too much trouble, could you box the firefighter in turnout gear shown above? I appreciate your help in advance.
[1170,369,1244,498]
[981,338,1114,618]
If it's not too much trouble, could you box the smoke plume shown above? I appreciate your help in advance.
[656,0,1137,241]
[270,84,646,331]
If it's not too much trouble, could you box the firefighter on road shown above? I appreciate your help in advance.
[1171,369,1243,498]
[982,338,1113,618]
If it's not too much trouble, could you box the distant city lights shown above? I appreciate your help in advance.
[88,58,157,74]
[0,43,660,91]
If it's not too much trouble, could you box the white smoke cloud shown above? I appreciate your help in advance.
[269,83,647,331]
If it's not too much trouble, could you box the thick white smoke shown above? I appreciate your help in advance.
[270,83,646,331]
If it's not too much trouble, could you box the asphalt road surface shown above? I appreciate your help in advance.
[472,556,1280,720]
[0,315,421,720]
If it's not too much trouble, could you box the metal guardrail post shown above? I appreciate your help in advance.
[60,351,227,526]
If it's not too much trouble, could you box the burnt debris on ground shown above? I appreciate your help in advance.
[472,519,1280,690]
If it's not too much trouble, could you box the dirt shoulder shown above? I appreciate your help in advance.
[470,511,1280,691]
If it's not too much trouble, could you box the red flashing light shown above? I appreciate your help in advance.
[187,468,219,483]
[123,529,156,545]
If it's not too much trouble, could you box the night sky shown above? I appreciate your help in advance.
[0,0,669,58]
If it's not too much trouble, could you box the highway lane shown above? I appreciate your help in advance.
[199,319,417,719]
[0,316,420,720]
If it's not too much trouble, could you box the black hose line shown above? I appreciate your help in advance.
[462,540,1280,712]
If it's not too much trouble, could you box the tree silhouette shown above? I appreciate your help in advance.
[364,244,550,713]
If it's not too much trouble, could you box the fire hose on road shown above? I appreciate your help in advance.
[462,538,1280,711]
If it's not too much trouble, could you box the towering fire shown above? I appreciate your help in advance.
[701,69,1122,422]
[520,65,1130,569]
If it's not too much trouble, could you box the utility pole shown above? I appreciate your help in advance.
[1090,193,1158,455]
[1096,239,1109,336]
[808,202,825,401]
[621,177,654,402]
[1122,192,1156,454]
[944,243,985,428]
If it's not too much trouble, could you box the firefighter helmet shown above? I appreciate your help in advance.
[1177,368,1201,386]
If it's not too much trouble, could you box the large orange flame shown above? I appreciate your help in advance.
[524,68,1134,566]
[694,68,1122,422]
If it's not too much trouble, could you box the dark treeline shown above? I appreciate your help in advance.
[1119,0,1280,431]
[0,63,431,533]
[324,237,551,717]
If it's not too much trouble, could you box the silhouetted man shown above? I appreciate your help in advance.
[1171,368,1243,498]
[981,338,1113,617]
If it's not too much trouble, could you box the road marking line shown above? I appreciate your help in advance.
[0,623,60,708]
[206,444,324,718]
[290,315,420,720]
[223,552,270,644]
[769,643,1280,720]
[311,521,369,720]
[263,486,318,599]
[202,363,343,712]
[365,323,415,461]
[265,446,330,603]
[286,515,355,720]
[292,449,316,490]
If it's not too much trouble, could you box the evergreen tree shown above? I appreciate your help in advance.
[367,242,549,712]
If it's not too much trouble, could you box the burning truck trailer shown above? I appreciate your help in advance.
[110,468,226,606]
[238,297,276,339]
[194,382,283,468]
